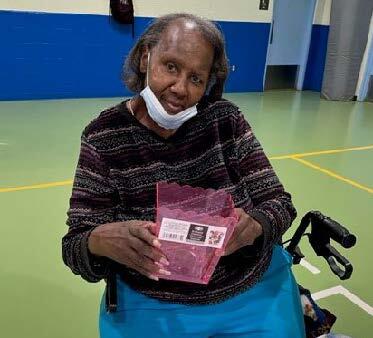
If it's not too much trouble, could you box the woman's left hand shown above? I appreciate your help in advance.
[222,208,263,256]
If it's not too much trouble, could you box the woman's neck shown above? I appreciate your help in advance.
[128,97,177,139]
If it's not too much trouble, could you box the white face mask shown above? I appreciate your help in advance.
[140,53,198,130]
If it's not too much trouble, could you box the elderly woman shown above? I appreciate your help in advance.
[62,13,305,338]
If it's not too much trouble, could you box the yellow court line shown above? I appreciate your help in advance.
[291,157,373,194]
[1,144,372,193]
[0,180,73,193]
[270,144,373,160]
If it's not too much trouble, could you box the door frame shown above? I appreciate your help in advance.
[356,14,373,101]
[263,0,317,90]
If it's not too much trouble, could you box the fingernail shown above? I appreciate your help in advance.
[153,239,161,248]
[159,257,169,266]
[148,274,159,281]
[159,269,171,276]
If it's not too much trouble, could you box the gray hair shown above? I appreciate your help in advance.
[123,13,229,102]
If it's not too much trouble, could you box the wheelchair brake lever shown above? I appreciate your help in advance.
[291,245,305,265]
[323,243,353,280]
[105,267,118,313]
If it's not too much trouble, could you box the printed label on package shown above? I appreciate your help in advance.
[159,218,227,248]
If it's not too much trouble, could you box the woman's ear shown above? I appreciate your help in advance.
[139,46,149,74]
[205,74,216,95]
[206,78,224,103]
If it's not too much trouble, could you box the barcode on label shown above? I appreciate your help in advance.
[162,232,184,241]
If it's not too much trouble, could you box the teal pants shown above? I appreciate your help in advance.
[99,246,306,337]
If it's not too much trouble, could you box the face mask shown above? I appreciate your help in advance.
[140,53,198,130]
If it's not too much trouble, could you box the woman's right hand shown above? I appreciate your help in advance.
[88,220,170,281]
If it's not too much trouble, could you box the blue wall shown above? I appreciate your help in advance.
[0,10,270,100]
[303,24,329,91]
[220,21,271,92]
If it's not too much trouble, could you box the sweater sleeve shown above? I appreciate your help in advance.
[234,110,297,252]
[62,132,119,282]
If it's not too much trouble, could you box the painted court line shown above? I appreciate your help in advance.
[291,157,373,194]
[1,144,372,193]
[0,180,73,193]
[300,259,321,274]
[312,285,373,316]
[270,144,373,160]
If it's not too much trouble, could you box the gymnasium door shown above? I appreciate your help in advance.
[265,0,316,90]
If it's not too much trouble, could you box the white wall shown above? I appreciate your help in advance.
[0,0,273,22]
[313,0,331,25]
[1,0,111,15]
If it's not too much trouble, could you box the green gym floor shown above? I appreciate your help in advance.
[1,90,372,337]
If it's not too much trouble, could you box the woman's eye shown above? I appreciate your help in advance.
[167,63,176,72]
[191,75,202,85]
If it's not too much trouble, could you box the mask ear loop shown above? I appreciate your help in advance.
[145,52,150,87]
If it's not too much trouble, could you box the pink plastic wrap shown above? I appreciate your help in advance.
[154,182,238,284]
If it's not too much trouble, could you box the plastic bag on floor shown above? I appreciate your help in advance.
[299,285,339,338]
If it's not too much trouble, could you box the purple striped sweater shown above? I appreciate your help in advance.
[62,98,297,304]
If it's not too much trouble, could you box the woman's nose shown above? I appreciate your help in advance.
[170,76,188,98]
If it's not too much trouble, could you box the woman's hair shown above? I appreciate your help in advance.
[123,13,229,102]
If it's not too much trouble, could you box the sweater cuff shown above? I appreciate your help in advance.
[81,229,109,281]
[247,209,272,253]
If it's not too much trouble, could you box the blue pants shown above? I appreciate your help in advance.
[99,246,306,337]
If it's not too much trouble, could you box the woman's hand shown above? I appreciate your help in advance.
[88,220,170,281]
[222,208,263,256]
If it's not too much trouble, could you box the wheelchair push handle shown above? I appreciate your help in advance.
[285,211,357,280]
[316,213,356,249]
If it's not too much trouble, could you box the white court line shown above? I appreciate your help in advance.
[300,259,321,274]
[312,285,373,316]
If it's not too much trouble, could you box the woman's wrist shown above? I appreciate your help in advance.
[88,227,104,257]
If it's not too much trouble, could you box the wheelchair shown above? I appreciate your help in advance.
[285,211,357,338]
[105,211,357,338]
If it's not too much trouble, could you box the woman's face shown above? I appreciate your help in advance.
[140,21,214,115]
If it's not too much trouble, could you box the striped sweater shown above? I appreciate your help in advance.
[62,98,297,304]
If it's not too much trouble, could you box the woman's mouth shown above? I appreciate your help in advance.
[163,100,184,114]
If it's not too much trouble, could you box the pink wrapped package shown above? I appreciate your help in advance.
[154,182,238,284]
